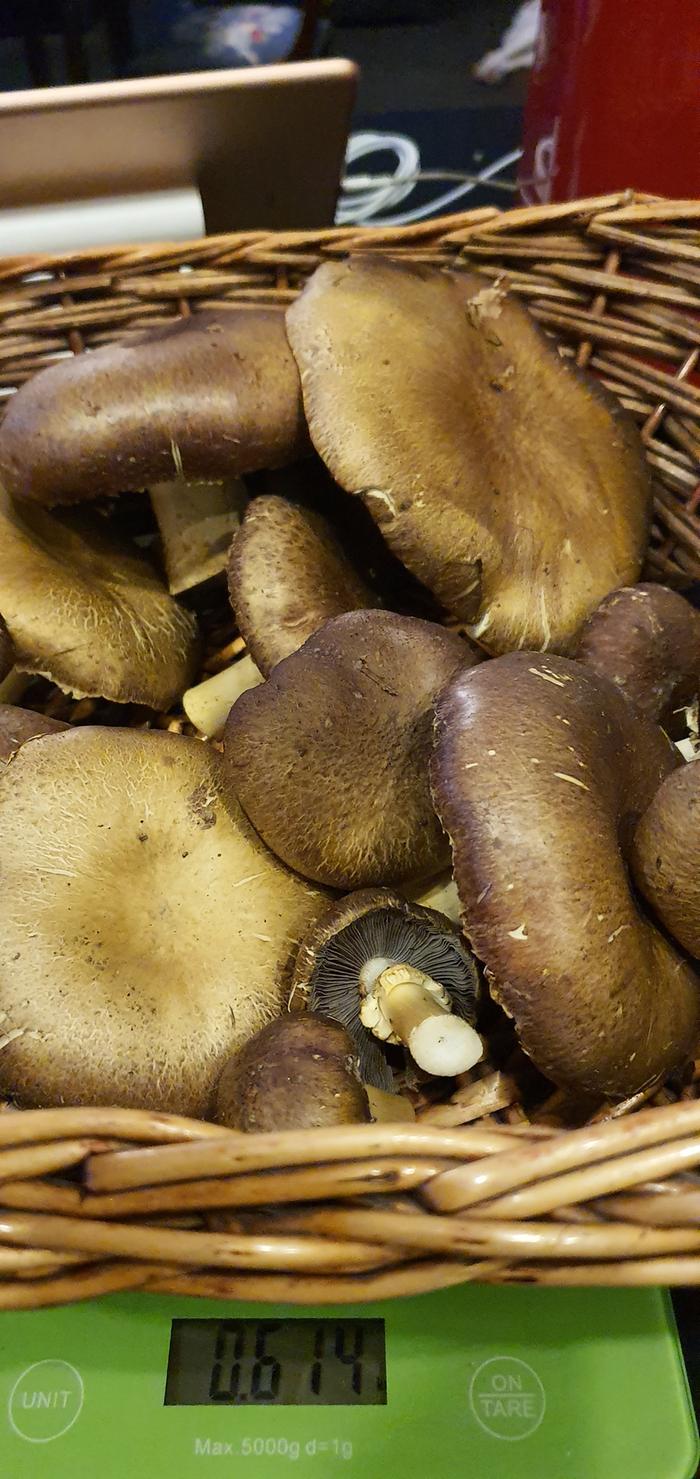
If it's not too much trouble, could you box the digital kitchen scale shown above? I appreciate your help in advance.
[0,1284,697,1479]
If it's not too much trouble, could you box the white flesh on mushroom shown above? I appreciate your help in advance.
[151,478,249,595]
[359,958,483,1077]
[183,653,263,739]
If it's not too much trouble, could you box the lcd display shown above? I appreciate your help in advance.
[164,1319,387,1407]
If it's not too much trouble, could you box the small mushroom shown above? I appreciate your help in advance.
[213,1014,371,1131]
[0,489,199,707]
[0,726,328,1114]
[0,705,68,765]
[430,652,700,1099]
[223,608,476,888]
[631,763,700,958]
[286,257,651,654]
[290,889,481,1090]
[0,309,309,505]
[228,494,376,674]
[151,477,249,595]
[576,582,700,735]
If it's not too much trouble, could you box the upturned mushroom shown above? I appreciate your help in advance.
[631,763,700,959]
[430,652,700,1098]
[223,608,476,888]
[0,489,199,707]
[228,493,376,674]
[213,1014,371,1131]
[576,582,700,735]
[0,308,309,505]
[290,889,481,1090]
[151,477,249,595]
[286,257,651,654]
[0,726,327,1114]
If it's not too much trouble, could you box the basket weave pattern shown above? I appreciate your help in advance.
[0,192,700,1307]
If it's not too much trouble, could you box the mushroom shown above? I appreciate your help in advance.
[286,257,651,654]
[0,489,199,707]
[228,493,376,674]
[0,705,68,765]
[151,477,249,595]
[631,763,700,958]
[213,1014,371,1131]
[0,308,309,505]
[290,889,481,1090]
[223,608,476,888]
[430,652,700,1099]
[0,616,13,684]
[576,582,700,738]
[0,726,328,1114]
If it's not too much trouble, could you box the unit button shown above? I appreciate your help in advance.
[8,1360,84,1443]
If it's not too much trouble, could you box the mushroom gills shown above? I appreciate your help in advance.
[307,905,480,1090]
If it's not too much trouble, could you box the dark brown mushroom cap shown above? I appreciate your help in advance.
[290,887,480,1090]
[223,609,475,889]
[0,705,68,765]
[0,726,328,1114]
[0,616,13,682]
[576,582,700,729]
[0,491,199,707]
[0,309,309,506]
[631,763,700,958]
[430,652,700,1098]
[286,257,650,654]
[227,494,375,675]
[213,1014,371,1131]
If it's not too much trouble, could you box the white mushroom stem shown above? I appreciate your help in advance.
[359,962,483,1078]
[183,653,263,739]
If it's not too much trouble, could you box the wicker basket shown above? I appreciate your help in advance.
[1,190,700,1311]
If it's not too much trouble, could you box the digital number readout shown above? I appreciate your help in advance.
[164,1319,387,1407]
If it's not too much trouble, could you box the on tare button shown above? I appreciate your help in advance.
[8,1360,84,1443]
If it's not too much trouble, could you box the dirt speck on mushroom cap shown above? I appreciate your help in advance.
[223,608,477,889]
[286,256,650,654]
[0,727,328,1115]
[430,651,700,1098]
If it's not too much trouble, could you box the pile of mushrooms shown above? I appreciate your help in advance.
[0,258,698,1130]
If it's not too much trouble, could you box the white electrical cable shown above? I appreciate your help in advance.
[337,131,523,228]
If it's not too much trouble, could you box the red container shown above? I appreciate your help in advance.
[519,0,700,203]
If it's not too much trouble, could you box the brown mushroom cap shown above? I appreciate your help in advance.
[0,705,68,765]
[228,494,376,675]
[0,490,199,706]
[0,309,309,506]
[430,652,700,1098]
[290,887,480,1090]
[0,726,327,1114]
[631,763,700,958]
[213,1014,371,1131]
[223,608,475,889]
[0,616,13,683]
[576,582,700,730]
[286,257,650,654]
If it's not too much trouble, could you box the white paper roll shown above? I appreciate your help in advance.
[0,186,205,257]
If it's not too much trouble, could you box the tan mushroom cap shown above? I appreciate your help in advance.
[0,309,309,506]
[577,582,700,728]
[0,489,199,706]
[223,609,475,889]
[0,705,68,765]
[430,652,700,1098]
[0,727,327,1114]
[631,763,700,958]
[228,494,375,675]
[286,257,651,654]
